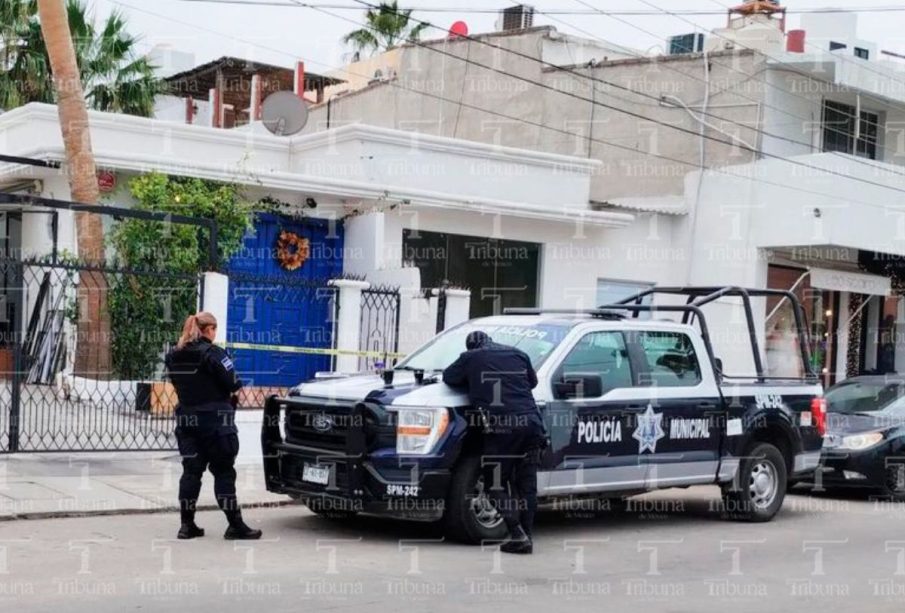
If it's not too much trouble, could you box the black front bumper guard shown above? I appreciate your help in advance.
[262,395,368,497]
[262,395,452,518]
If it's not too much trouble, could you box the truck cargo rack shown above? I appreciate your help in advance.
[504,286,816,384]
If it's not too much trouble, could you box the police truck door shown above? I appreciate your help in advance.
[540,330,646,495]
[628,330,724,487]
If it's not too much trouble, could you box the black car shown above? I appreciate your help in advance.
[818,376,905,500]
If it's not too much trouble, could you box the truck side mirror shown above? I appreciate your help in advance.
[554,373,604,400]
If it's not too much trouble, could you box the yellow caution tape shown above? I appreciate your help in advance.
[225,341,406,360]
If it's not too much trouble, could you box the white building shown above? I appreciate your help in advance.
[267,2,905,386]
[3,0,905,387]
[0,102,612,375]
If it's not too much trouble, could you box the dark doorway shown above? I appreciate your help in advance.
[403,229,540,317]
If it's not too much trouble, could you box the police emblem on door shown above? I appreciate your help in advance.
[632,404,665,454]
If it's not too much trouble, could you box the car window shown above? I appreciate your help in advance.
[639,331,702,387]
[826,381,905,414]
[558,331,632,391]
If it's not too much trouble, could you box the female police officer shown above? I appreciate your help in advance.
[165,311,262,540]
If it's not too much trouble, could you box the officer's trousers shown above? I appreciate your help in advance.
[481,413,545,537]
[175,407,240,523]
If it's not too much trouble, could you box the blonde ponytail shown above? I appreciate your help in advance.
[176,311,217,348]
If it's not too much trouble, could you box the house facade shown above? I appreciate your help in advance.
[3,1,905,386]
[285,5,905,386]
[0,102,607,385]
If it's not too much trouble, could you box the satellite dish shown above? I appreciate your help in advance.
[261,91,309,136]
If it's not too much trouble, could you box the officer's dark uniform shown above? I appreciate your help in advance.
[443,331,546,553]
[165,337,258,539]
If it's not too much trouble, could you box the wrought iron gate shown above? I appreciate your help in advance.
[359,285,402,371]
[0,258,199,453]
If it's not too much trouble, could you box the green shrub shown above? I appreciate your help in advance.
[107,173,254,379]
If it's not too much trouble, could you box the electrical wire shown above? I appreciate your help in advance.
[185,0,905,141]
[110,0,905,214]
[175,0,905,17]
[643,0,905,129]
[706,0,905,88]
[337,0,905,197]
[302,0,905,213]
[177,0,905,136]
[542,0,905,177]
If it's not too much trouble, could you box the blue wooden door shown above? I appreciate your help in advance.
[225,213,344,387]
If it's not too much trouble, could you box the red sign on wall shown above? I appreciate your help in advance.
[97,171,116,193]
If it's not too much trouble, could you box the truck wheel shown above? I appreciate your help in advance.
[443,453,508,544]
[722,442,787,522]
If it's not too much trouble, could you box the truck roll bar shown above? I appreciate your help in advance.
[504,286,817,384]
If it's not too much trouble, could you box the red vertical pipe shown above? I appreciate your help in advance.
[251,73,263,120]
[294,61,305,98]
[209,87,221,128]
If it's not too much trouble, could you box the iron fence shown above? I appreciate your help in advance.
[1,258,199,453]
[359,285,402,372]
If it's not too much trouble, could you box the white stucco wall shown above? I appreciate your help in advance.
[378,205,680,311]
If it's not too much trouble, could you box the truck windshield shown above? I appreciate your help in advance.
[398,322,570,372]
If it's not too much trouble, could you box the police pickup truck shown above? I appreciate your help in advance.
[262,287,825,543]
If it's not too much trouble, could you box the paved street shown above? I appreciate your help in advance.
[2,487,904,612]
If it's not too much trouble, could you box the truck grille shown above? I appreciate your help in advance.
[283,400,357,452]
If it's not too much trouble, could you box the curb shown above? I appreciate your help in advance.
[0,499,301,522]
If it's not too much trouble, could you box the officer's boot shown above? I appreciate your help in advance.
[177,510,205,540]
[500,524,533,555]
[223,510,263,540]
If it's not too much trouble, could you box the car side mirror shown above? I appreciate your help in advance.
[554,373,604,400]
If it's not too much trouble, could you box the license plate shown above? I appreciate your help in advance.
[302,463,330,485]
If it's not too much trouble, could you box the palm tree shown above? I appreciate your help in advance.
[2,0,158,116]
[342,1,428,58]
[37,0,110,376]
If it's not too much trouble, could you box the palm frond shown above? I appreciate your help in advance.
[344,0,426,54]
[342,28,379,55]
[0,0,159,116]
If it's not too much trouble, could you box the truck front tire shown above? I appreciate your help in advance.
[722,442,787,522]
[443,453,509,544]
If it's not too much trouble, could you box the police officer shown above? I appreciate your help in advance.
[443,330,546,554]
[165,311,262,540]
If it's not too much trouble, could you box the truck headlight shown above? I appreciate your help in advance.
[395,407,449,455]
[840,431,885,451]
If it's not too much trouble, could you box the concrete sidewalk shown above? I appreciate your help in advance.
[0,410,289,520]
